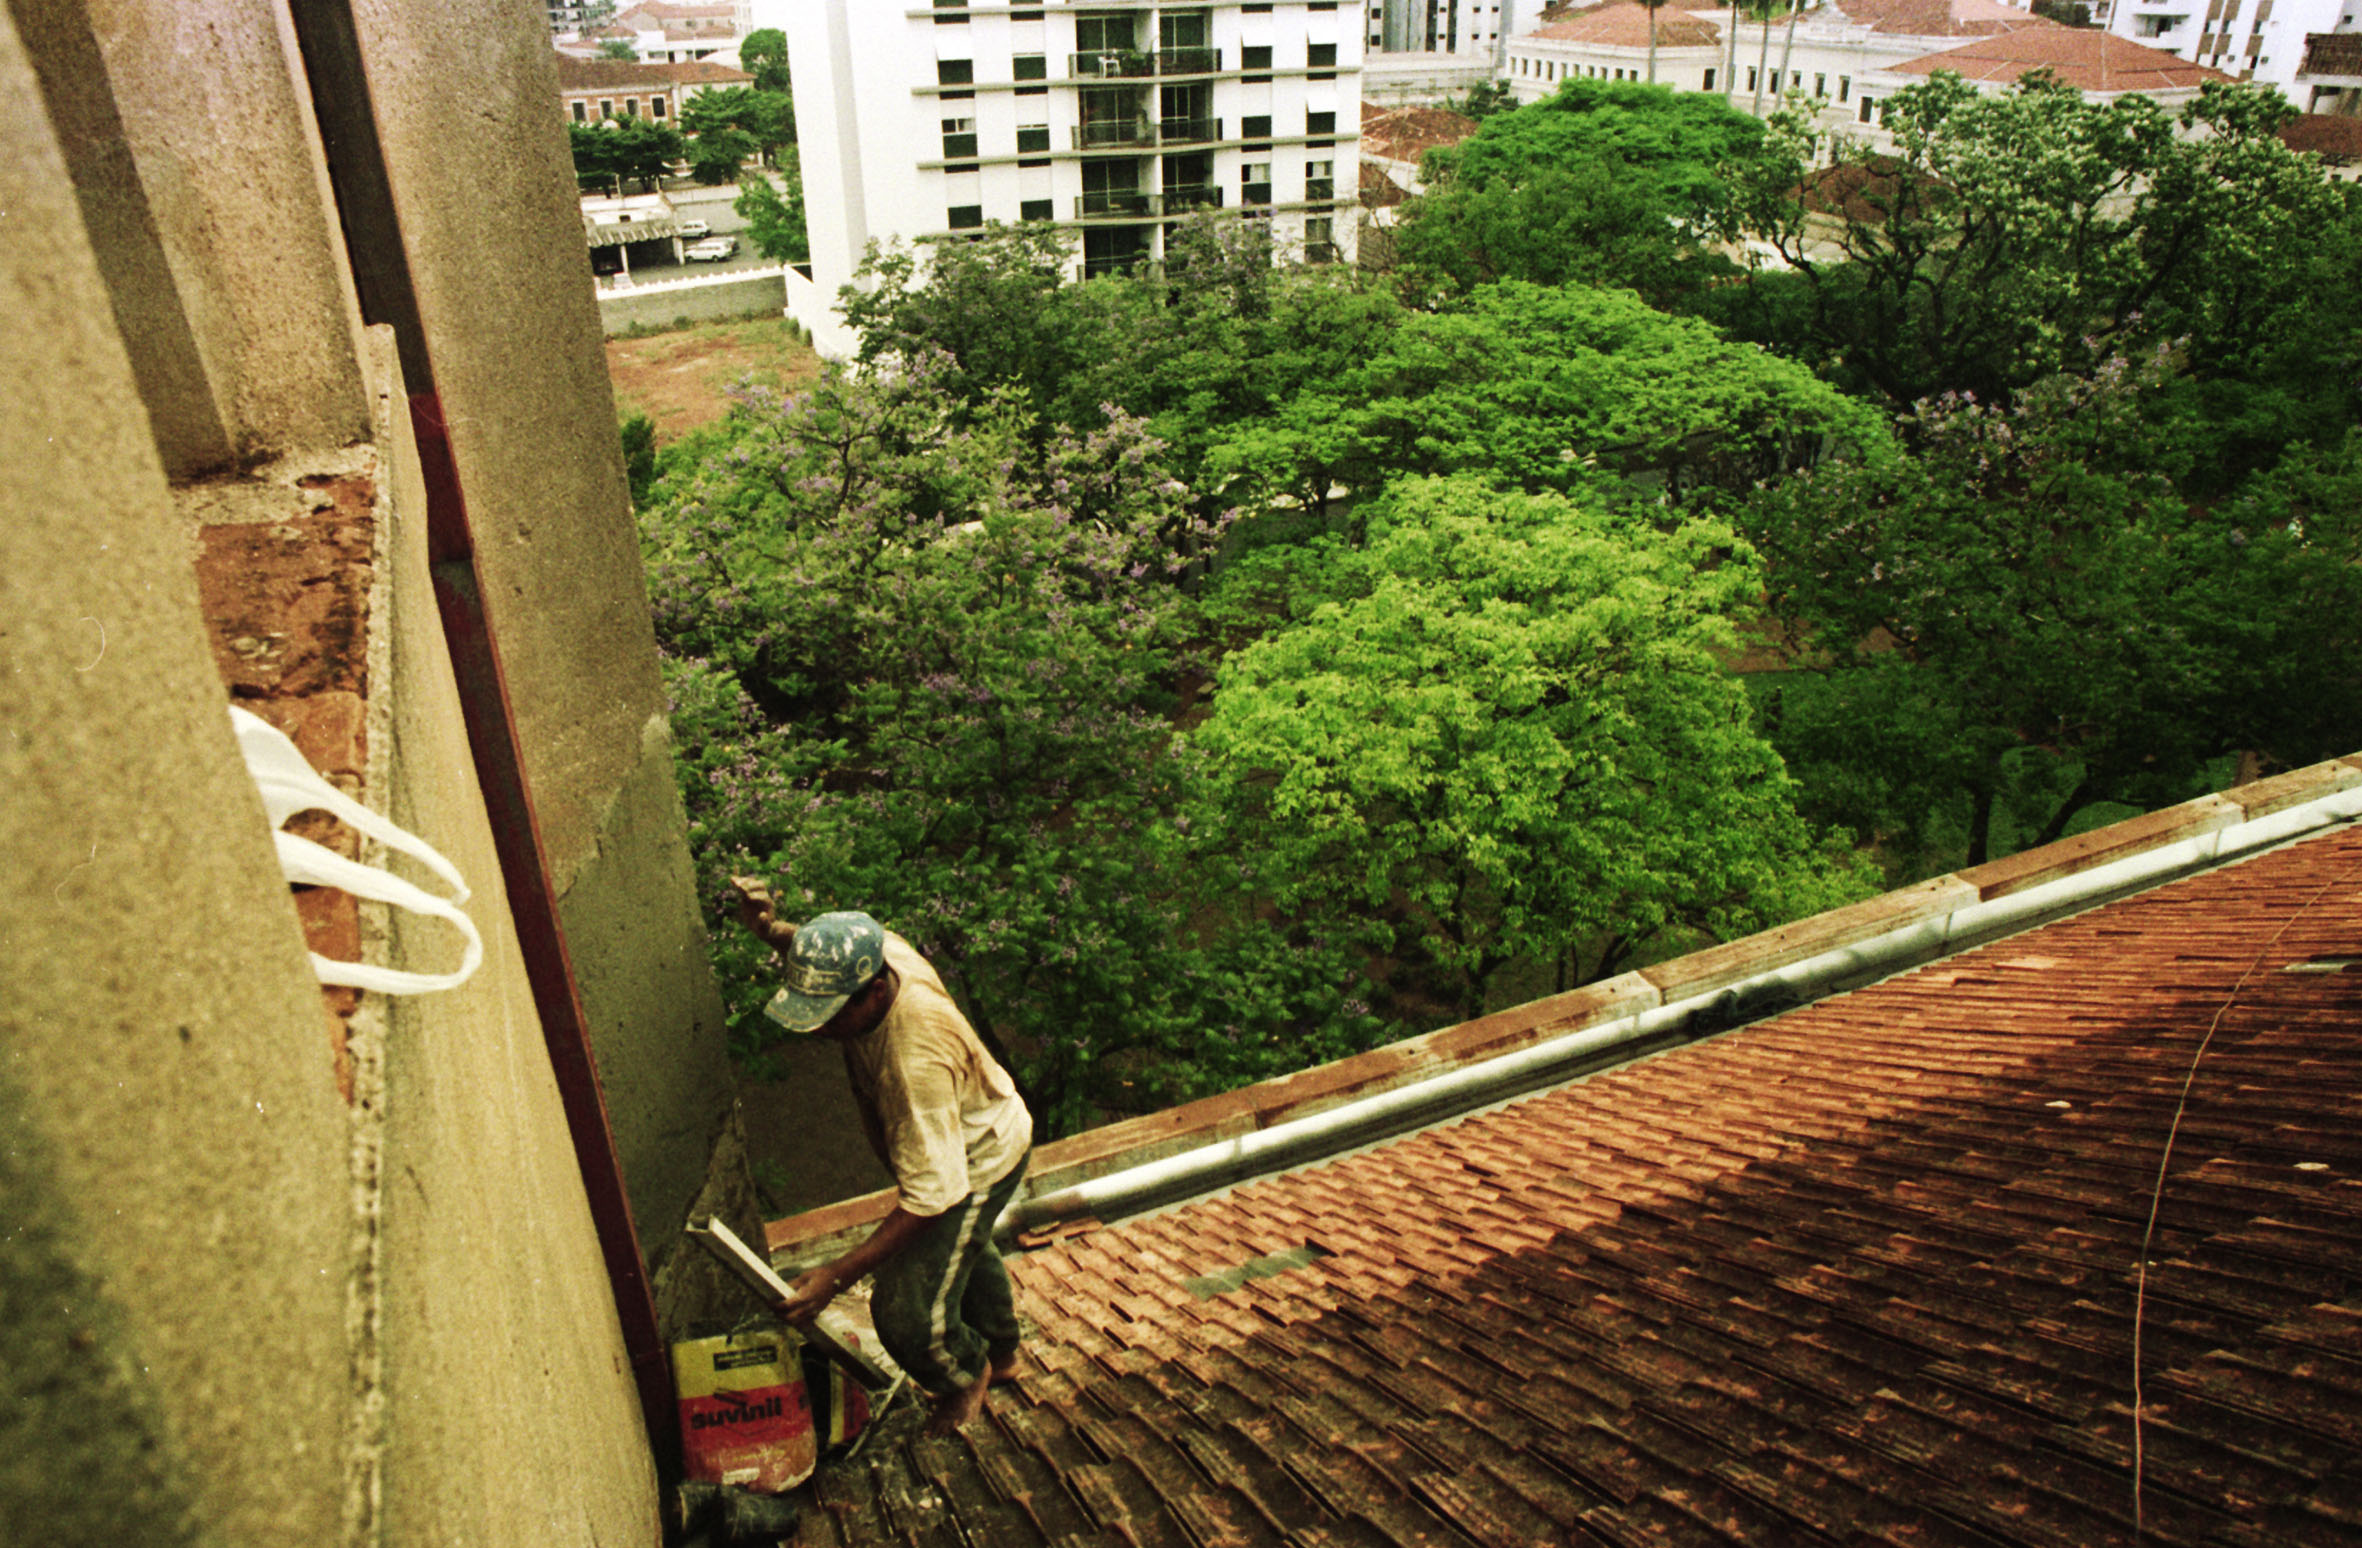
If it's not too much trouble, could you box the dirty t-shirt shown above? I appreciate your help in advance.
[839,933,1032,1218]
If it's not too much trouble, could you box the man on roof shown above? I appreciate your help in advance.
[731,879,1034,1436]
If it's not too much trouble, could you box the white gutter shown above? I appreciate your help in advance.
[1006,783,2362,1235]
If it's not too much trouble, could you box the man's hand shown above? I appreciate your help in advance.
[731,875,790,946]
[771,1263,842,1327]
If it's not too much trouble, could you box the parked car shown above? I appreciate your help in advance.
[684,237,737,262]
[676,218,710,239]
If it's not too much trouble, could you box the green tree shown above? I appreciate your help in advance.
[1213,281,1877,519]
[596,37,638,60]
[568,117,682,192]
[680,84,796,164]
[1741,349,2362,867]
[642,362,1386,1132]
[739,27,790,93]
[734,169,808,262]
[1397,80,1765,302]
[1191,476,1871,1015]
[1727,74,2356,418]
[687,125,757,184]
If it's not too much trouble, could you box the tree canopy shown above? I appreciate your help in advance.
[1192,477,1872,1011]
[1396,80,1766,302]
[739,27,790,94]
[568,117,683,192]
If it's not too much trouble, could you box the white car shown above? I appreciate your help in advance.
[684,237,738,262]
[676,218,711,239]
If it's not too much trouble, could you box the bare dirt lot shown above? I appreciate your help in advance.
[604,316,824,444]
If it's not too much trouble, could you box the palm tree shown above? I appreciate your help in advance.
[1775,0,1808,106]
[1645,0,1664,82]
[1750,0,1778,113]
[1723,0,1744,101]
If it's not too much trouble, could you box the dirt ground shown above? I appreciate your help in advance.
[604,316,824,443]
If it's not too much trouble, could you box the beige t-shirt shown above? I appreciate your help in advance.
[838,933,1032,1218]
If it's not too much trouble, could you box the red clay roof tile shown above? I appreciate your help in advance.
[778,825,2362,1545]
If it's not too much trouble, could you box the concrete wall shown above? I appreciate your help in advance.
[0,10,351,1540]
[599,269,790,336]
[4,0,759,1537]
[345,0,749,1336]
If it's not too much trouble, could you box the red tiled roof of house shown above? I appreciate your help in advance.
[1359,104,1480,164]
[2300,31,2362,77]
[2281,111,2362,158]
[552,57,751,91]
[1529,1,1726,49]
[1835,0,2059,37]
[779,809,2362,1545]
[1893,27,2233,89]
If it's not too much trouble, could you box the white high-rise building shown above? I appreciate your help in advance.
[2105,0,2352,98]
[787,0,1361,296]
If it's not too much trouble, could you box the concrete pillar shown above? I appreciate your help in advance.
[342,0,749,1334]
[12,0,373,473]
[0,8,352,1538]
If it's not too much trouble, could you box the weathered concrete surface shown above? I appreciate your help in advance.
[0,11,351,1538]
[598,270,788,336]
[32,0,372,470]
[364,328,659,1548]
[348,0,746,1334]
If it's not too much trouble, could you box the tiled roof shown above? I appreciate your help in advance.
[552,57,751,91]
[1833,0,2058,37]
[2281,112,2362,159]
[780,812,2362,1546]
[1358,104,1480,164]
[1893,28,2233,90]
[2300,31,2362,78]
[1528,2,1726,50]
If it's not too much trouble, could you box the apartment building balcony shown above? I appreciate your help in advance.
[1304,177,1335,200]
[1304,242,1341,264]
[1157,47,1221,75]
[1073,118,1155,149]
[1241,182,1272,206]
[1076,189,1157,217]
[1162,183,1223,212]
[1071,49,1155,78]
[1158,116,1222,145]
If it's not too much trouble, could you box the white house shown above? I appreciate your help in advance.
[1505,3,1727,97]
[787,0,1364,295]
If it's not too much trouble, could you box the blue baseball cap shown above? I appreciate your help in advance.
[763,910,887,1032]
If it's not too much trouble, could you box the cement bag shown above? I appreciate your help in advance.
[229,704,481,994]
[672,1329,817,1492]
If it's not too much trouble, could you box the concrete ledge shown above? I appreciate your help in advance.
[1641,876,1978,1002]
[1957,794,2241,901]
[2224,757,2362,821]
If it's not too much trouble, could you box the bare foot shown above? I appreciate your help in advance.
[988,1351,1021,1387]
[923,1370,991,1436]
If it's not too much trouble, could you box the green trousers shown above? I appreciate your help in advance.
[870,1151,1029,1397]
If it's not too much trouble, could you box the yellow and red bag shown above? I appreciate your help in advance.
[671,1329,817,1493]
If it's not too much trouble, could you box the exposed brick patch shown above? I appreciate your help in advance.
[190,476,376,1096]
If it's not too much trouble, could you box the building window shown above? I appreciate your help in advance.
[624,98,640,117]
[937,59,975,99]
[1014,52,1047,79]
[943,117,978,159]
[1307,42,1337,66]
[1306,109,1335,135]
[1702,67,1715,91]
[1017,123,1050,153]
[1075,14,1133,52]
[1304,158,1333,199]
[650,95,667,117]
[1746,67,1757,91]
[1243,113,1273,140]
[1242,160,1272,204]
[572,100,587,121]
[1814,72,1826,95]
[1243,43,1273,72]
[1305,215,1336,261]
[948,204,985,229]
[1021,197,1053,221]
[599,98,614,119]
[1838,75,1850,101]
[1857,95,1874,122]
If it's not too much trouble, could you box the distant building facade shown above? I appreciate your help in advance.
[563,0,752,62]
[554,55,754,123]
[2105,0,2348,98]
[787,0,1365,293]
